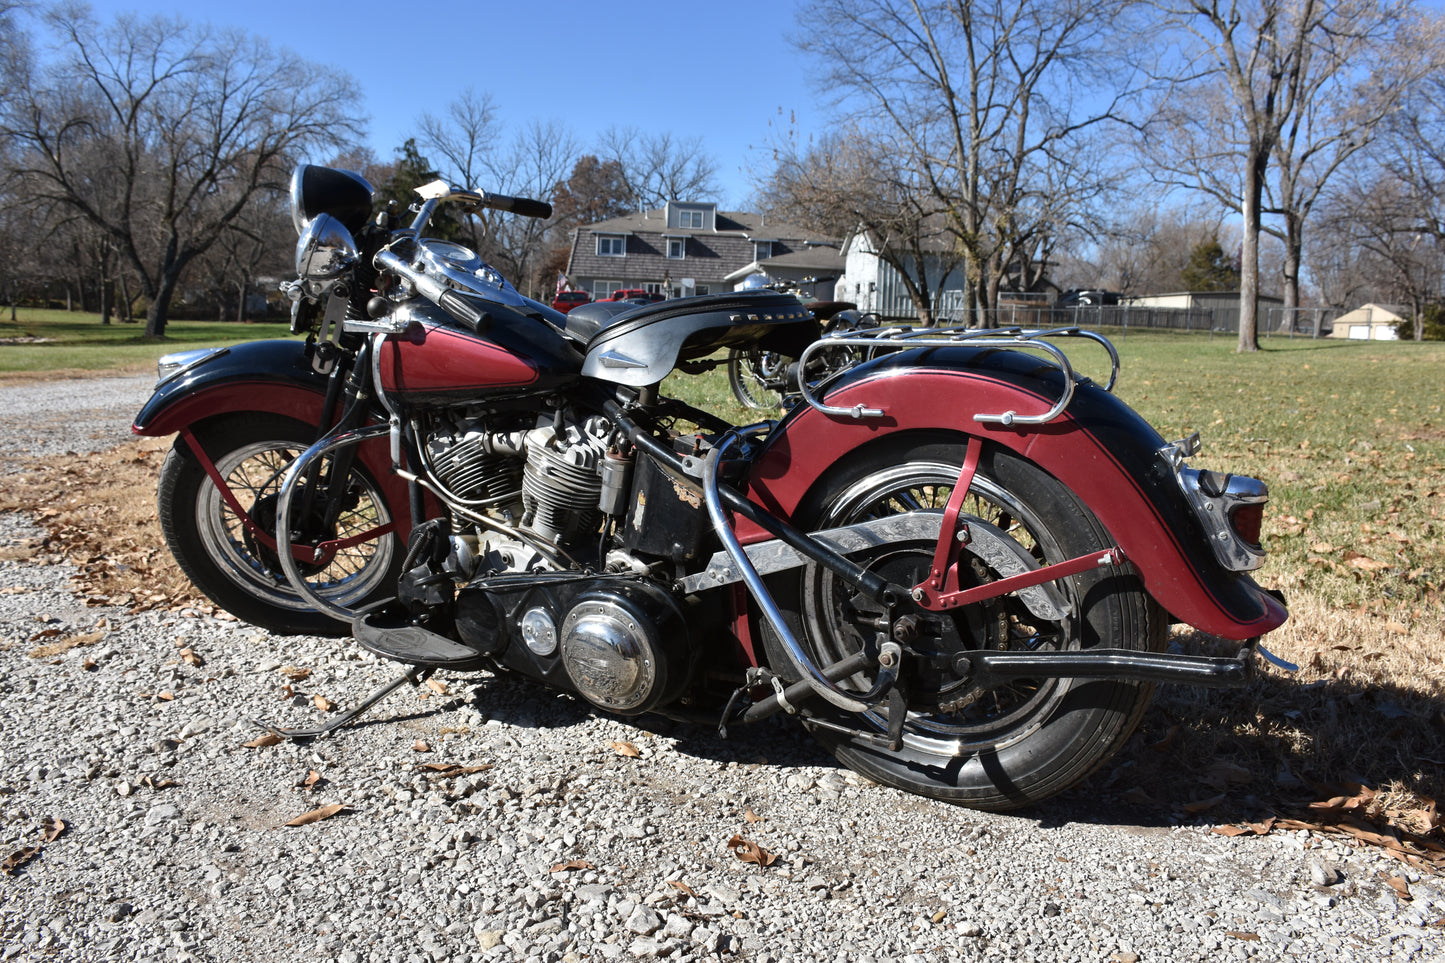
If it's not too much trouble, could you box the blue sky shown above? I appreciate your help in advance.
[77,0,821,206]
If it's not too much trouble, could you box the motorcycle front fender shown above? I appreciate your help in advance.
[742,346,1286,640]
[132,339,333,437]
[131,337,418,532]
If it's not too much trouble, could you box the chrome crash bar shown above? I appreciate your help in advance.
[797,325,1120,425]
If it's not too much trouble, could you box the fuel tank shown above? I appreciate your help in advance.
[377,301,584,407]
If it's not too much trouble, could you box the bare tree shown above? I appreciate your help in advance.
[0,5,362,336]
[795,0,1140,326]
[1142,0,1436,350]
[597,126,722,208]
[484,120,580,299]
[762,128,960,323]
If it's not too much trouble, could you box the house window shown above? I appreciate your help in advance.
[593,280,624,298]
[596,235,626,257]
[753,241,773,261]
[695,284,709,296]
[643,282,666,295]
[678,210,704,229]
[666,237,686,259]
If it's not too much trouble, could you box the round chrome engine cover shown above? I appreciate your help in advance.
[560,598,658,712]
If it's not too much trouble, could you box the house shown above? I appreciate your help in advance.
[832,229,969,322]
[565,202,836,301]
[1327,303,1403,340]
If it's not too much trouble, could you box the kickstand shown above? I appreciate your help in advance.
[254,666,434,741]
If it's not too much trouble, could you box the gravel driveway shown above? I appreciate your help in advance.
[0,373,1439,963]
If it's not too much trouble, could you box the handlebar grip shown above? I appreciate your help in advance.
[486,193,552,220]
[438,290,492,333]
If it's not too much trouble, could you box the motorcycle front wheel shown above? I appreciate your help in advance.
[772,435,1165,811]
[726,347,788,410]
[158,413,403,635]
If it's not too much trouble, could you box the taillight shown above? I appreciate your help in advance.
[1230,504,1264,547]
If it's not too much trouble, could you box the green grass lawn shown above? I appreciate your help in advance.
[0,307,293,375]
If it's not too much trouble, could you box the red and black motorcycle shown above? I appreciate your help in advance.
[133,165,1288,810]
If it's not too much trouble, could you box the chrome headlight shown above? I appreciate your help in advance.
[289,164,375,236]
[295,213,358,280]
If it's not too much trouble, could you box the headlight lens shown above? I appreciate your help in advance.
[295,213,359,280]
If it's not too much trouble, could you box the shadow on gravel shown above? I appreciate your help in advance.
[433,638,1442,861]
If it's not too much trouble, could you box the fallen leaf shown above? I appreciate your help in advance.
[1386,876,1412,900]
[139,776,177,790]
[426,678,449,696]
[313,694,333,712]
[668,879,699,898]
[744,808,764,824]
[1147,724,1180,753]
[243,733,284,749]
[726,834,778,868]
[610,741,640,758]
[549,859,595,873]
[1,845,41,876]
[1183,794,1227,814]
[413,740,431,753]
[178,648,203,667]
[304,770,322,788]
[282,666,311,682]
[284,803,349,827]
[1226,931,1261,942]
[416,762,493,777]
[1212,825,1252,838]
[156,691,173,702]
[41,818,65,843]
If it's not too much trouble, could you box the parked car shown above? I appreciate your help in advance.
[551,290,592,314]
[1057,289,1120,307]
[604,288,665,303]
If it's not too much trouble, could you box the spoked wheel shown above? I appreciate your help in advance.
[770,435,1165,810]
[727,347,789,410]
[158,413,403,635]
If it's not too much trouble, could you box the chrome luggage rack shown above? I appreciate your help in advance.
[797,324,1121,426]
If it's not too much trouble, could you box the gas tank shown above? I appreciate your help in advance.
[377,301,584,407]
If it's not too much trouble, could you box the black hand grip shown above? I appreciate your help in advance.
[486,193,552,219]
[438,290,492,333]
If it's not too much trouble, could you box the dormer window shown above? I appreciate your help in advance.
[666,236,686,259]
[596,234,626,257]
[679,210,704,229]
[753,240,773,261]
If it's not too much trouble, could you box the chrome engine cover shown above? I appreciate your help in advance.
[557,588,689,714]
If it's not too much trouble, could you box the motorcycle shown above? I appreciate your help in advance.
[133,164,1289,810]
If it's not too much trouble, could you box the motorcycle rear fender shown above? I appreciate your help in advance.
[740,346,1287,640]
[131,338,418,532]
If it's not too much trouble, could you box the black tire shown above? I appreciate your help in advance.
[726,347,787,410]
[767,435,1165,810]
[158,413,403,635]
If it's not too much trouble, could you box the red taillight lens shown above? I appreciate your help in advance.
[1230,504,1264,547]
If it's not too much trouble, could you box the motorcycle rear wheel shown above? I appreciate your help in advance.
[158,413,402,635]
[776,436,1165,811]
[726,347,786,410]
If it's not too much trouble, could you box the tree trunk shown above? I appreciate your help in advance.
[100,278,113,326]
[118,272,134,323]
[145,269,182,338]
[1237,146,1265,353]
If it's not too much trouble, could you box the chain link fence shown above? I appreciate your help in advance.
[924,302,1343,339]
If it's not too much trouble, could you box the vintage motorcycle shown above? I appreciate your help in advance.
[133,165,1288,810]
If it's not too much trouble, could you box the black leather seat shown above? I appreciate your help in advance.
[555,299,654,343]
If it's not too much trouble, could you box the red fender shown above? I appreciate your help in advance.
[133,380,419,534]
[741,364,1286,640]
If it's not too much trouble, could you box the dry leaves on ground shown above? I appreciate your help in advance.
[726,834,778,868]
[284,804,349,827]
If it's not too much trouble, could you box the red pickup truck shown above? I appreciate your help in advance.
[603,288,665,303]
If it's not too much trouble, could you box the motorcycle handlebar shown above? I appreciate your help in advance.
[482,192,552,220]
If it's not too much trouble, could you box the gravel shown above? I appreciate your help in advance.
[1,372,1441,962]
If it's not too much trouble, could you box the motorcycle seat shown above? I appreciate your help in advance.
[554,299,654,344]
